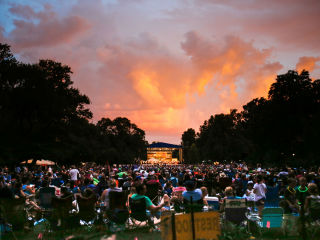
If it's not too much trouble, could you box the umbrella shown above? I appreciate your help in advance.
[21,159,55,165]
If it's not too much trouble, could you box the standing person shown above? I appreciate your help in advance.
[281,178,299,214]
[296,177,309,207]
[69,165,80,181]
[253,175,267,217]
[265,177,280,207]
[243,181,255,211]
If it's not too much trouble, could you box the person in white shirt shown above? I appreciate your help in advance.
[243,181,255,211]
[253,175,267,217]
[69,166,80,181]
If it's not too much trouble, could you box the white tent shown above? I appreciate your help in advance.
[21,159,55,165]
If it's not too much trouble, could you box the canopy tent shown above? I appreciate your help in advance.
[20,159,55,166]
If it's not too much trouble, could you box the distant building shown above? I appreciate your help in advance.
[146,142,183,164]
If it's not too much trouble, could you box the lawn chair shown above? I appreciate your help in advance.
[51,195,74,229]
[107,191,129,225]
[0,197,26,231]
[183,198,204,213]
[225,198,247,225]
[260,208,283,228]
[38,187,56,210]
[129,197,154,228]
[77,196,97,224]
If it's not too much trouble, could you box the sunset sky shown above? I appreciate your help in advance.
[1,0,320,144]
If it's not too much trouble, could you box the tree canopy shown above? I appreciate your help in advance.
[182,70,320,167]
[0,43,146,166]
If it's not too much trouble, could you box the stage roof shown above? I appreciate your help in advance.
[148,142,182,149]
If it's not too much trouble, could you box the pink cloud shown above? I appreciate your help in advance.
[8,5,90,49]
[4,0,316,143]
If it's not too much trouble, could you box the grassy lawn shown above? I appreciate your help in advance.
[1,222,319,240]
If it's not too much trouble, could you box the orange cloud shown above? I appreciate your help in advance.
[181,32,283,107]
[7,0,315,143]
[296,56,320,73]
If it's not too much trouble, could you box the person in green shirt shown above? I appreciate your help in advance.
[131,183,168,218]
[296,177,309,207]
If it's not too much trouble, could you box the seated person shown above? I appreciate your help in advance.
[0,176,13,199]
[182,180,203,212]
[100,180,122,209]
[304,183,320,221]
[130,183,168,218]
[76,188,97,222]
[220,186,242,212]
[122,176,132,191]
[13,182,41,211]
[200,186,209,206]
[182,180,202,202]
[80,178,96,193]
[59,187,73,198]
[171,180,186,202]
[164,181,173,197]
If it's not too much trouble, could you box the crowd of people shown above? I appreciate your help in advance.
[1,162,320,232]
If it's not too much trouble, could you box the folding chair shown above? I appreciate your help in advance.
[129,197,154,228]
[183,198,204,213]
[77,196,97,224]
[107,191,129,225]
[38,187,56,210]
[52,195,74,229]
[225,198,247,225]
[0,197,26,231]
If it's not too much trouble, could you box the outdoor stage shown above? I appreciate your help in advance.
[144,142,183,164]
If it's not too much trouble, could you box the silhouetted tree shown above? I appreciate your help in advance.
[196,109,248,162]
[96,117,147,164]
[0,43,147,166]
[183,70,320,167]
[182,128,197,163]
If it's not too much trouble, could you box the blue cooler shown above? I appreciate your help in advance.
[205,196,219,210]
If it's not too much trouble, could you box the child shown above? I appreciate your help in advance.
[244,181,255,211]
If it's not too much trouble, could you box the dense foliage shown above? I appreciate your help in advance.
[0,43,146,166]
[182,70,320,167]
